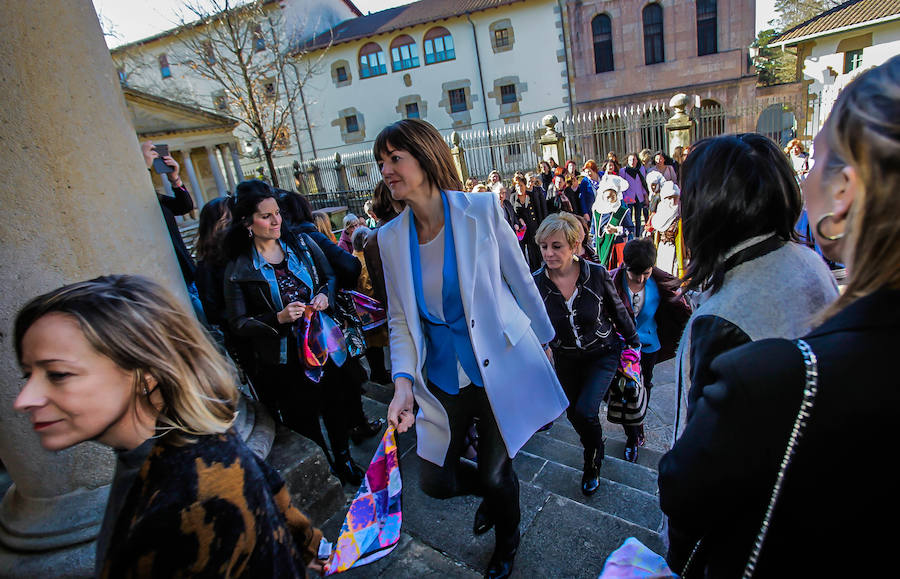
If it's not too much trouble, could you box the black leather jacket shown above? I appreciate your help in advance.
[533,258,639,354]
[288,221,361,290]
[224,231,335,366]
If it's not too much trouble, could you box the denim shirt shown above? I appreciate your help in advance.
[253,240,313,364]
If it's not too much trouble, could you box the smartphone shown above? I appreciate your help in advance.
[152,143,174,174]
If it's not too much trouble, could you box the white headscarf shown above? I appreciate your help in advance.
[591,174,629,215]
[644,170,666,192]
[650,181,681,232]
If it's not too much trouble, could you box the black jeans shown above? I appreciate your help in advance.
[554,348,620,460]
[624,349,660,444]
[252,350,352,459]
[419,383,520,548]
[629,201,646,237]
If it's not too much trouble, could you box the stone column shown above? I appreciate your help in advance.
[228,142,244,182]
[0,0,188,575]
[334,152,350,192]
[180,149,205,208]
[217,144,236,193]
[666,93,693,156]
[205,145,228,195]
[539,114,566,165]
[449,131,469,183]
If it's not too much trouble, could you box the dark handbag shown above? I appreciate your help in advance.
[680,339,820,578]
[607,347,648,426]
[606,373,648,425]
[333,289,366,358]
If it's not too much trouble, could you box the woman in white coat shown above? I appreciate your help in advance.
[376,119,568,579]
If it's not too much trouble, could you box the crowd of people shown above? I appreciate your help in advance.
[9,56,899,578]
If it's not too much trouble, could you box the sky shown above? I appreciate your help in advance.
[94,0,780,48]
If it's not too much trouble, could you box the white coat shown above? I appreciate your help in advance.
[379,189,569,466]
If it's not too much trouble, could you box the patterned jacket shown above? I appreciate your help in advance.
[100,430,322,578]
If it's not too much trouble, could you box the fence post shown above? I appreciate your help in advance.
[666,93,693,156]
[539,114,566,165]
[292,160,307,194]
[334,152,349,192]
[449,131,469,184]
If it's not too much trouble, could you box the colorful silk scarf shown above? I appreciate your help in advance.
[348,290,387,331]
[296,309,348,382]
[326,426,402,575]
[619,346,642,384]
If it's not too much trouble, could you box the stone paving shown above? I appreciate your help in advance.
[321,357,683,578]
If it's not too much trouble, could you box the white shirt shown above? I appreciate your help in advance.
[419,227,471,389]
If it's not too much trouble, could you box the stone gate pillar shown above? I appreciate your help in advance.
[0,0,187,575]
[539,114,566,166]
[666,93,693,157]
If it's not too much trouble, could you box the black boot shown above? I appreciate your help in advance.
[581,448,601,496]
[473,499,494,535]
[350,417,386,444]
[332,451,365,486]
[484,529,520,579]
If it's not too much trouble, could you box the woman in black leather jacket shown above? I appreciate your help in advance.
[278,189,385,443]
[533,213,639,496]
[224,180,363,484]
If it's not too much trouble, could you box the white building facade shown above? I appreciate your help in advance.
[296,0,572,158]
[773,1,900,139]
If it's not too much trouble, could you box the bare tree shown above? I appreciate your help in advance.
[173,0,326,187]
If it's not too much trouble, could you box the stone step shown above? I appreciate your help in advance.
[321,444,663,578]
[535,414,667,471]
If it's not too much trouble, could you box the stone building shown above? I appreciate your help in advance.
[297,0,572,156]
[123,87,242,203]
[772,0,900,140]
[565,0,762,143]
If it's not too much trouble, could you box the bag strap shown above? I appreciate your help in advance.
[742,338,819,578]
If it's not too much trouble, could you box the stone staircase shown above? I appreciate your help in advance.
[317,365,681,578]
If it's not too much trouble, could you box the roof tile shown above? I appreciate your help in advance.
[776,0,900,44]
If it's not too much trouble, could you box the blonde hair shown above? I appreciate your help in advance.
[14,275,238,443]
[313,211,337,243]
[819,55,900,319]
[535,212,583,249]
[784,138,804,154]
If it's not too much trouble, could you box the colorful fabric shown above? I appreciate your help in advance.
[598,537,675,578]
[516,223,527,241]
[296,309,348,382]
[326,427,402,575]
[596,205,629,266]
[348,290,387,331]
[620,346,642,384]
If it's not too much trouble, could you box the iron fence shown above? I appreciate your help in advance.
[257,96,808,208]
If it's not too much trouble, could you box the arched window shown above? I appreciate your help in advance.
[697,0,717,56]
[390,35,419,72]
[643,3,665,65]
[359,42,386,78]
[591,14,613,73]
[423,27,455,64]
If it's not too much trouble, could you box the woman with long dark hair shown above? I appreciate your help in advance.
[659,56,900,578]
[376,119,567,579]
[223,180,364,485]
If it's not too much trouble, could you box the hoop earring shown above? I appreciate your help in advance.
[815,212,844,241]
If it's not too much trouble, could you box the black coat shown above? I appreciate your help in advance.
[658,288,900,577]
[288,221,361,290]
[224,231,336,366]
[157,185,196,284]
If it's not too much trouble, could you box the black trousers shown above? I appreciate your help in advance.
[419,382,520,547]
[252,351,352,459]
[554,348,620,460]
[624,349,660,444]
